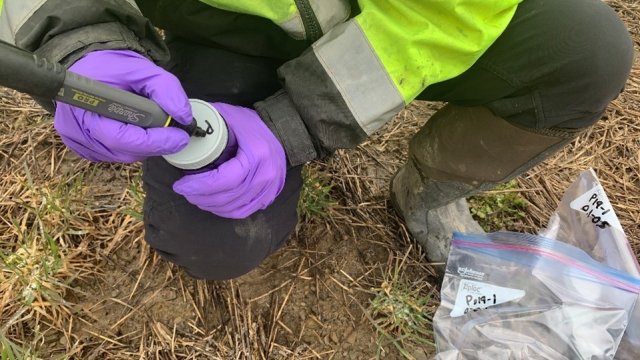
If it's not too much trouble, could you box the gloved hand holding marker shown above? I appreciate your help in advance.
[0,40,285,218]
[0,40,201,132]
[57,55,208,139]
[0,40,233,167]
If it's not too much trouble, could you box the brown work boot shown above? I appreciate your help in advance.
[390,165,484,266]
[392,104,579,269]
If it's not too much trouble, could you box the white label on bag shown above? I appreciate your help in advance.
[569,185,623,232]
[450,279,525,318]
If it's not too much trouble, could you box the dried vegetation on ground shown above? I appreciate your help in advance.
[1,1,639,359]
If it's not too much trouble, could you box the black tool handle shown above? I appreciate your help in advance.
[0,40,205,136]
[0,40,66,100]
[0,40,171,128]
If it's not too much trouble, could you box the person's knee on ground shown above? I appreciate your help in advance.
[392,0,634,265]
[145,211,292,281]
[135,40,302,281]
[142,157,303,281]
[143,186,299,281]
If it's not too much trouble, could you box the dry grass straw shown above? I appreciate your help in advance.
[0,90,90,358]
[0,1,639,359]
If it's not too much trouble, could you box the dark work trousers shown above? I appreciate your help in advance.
[141,0,633,280]
[142,44,302,280]
[418,0,633,130]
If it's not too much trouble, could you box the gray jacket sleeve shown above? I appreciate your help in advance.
[255,20,404,167]
[0,0,168,67]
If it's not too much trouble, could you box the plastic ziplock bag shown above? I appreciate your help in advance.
[539,168,640,359]
[433,232,640,360]
[539,168,639,276]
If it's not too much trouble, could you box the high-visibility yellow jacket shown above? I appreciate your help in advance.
[0,0,522,165]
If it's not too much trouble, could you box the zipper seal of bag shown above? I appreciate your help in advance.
[452,236,640,294]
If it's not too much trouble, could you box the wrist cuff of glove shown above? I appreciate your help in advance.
[255,90,318,167]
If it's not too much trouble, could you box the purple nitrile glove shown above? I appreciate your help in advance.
[54,50,192,163]
[173,103,286,219]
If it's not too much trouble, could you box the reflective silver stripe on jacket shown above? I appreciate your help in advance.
[0,0,141,44]
[279,0,350,41]
[0,0,47,44]
[309,0,350,34]
[0,5,10,43]
[312,20,404,135]
[279,11,305,40]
